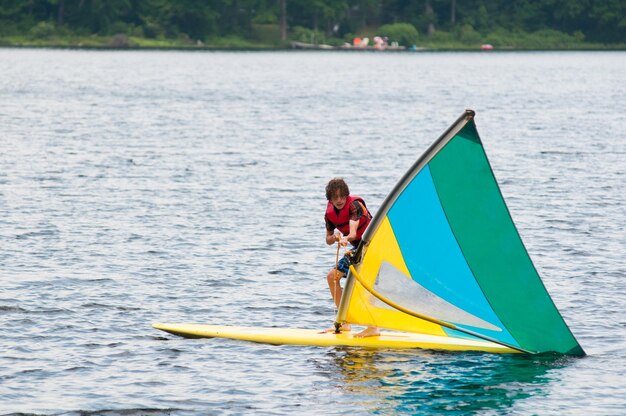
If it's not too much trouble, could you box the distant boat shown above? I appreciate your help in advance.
[290,41,407,51]
[339,43,406,51]
[290,41,335,50]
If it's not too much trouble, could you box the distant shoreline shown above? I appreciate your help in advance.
[2,43,625,52]
[2,32,625,52]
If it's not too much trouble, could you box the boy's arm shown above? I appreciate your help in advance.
[326,229,340,245]
[345,220,359,243]
[345,200,362,243]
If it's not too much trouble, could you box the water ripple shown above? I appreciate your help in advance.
[0,49,624,415]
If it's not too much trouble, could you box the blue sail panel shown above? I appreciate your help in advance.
[387,166,519,347]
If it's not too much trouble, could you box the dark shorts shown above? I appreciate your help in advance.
[334,256,350,275]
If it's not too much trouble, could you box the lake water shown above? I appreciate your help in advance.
[0,49,624,415]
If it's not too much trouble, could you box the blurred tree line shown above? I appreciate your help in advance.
[0,0,624,45]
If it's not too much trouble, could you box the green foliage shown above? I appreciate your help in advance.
[456,24,482,44]
[252,11,278,25]
[0,21,18,36]
[108,21,130,36]
[204,35,264,49]
[0,0,624,48]
[377,23,419,46]
[109,33,132,48]
[290,26,325,44]
[252,24,281,43]
[129,25,145,38]
[29,21,56,39]
[141,18,164,39]
[518,29,587,49]
[484,28,587,49]
[427,30,455,44]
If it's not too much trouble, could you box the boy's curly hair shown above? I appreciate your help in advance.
[325,177,350,201]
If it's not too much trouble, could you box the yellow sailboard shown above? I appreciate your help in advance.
[152,323,516,353]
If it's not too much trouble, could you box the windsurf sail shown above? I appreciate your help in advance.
[336,110,584,356]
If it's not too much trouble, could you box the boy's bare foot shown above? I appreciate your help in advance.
[353,326,380,338]
[319,323,351,333]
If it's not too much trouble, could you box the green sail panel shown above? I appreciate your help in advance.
[428,121,584,355]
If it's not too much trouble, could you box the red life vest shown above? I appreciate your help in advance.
[325,195,371,242]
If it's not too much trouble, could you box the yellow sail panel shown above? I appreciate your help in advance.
[342,217,446,336]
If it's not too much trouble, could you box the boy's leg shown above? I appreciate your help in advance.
[326,267,344,308]
[323,263,351,332]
